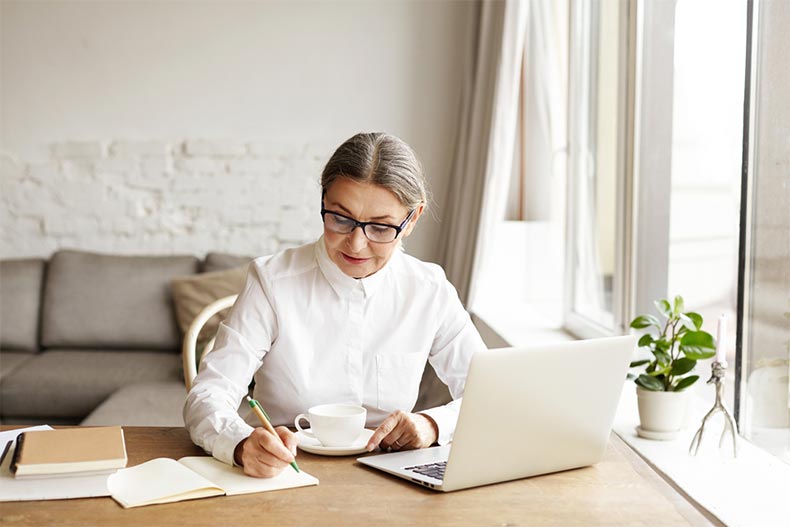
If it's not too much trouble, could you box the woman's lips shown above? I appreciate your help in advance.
[342,253,370,265]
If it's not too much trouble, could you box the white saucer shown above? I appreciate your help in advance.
[635,425,679,441]
[296,428,374,456]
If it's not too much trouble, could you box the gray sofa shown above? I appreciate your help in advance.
[0,249,451,428]
[0,249,249,427]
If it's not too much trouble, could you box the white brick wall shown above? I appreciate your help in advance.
[0,139,329,258]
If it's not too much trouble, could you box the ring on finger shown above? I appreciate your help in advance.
[393,440,402,448]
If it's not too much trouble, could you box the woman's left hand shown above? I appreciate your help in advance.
[365,410,438,452]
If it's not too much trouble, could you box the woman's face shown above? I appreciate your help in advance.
[322,178,422,278]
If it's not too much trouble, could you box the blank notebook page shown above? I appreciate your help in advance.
[179,456,319,495]
[107,458,223,508]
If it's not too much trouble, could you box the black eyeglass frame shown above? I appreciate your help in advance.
[320,201,416,243]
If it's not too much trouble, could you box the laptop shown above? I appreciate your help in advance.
[357,335,636,492]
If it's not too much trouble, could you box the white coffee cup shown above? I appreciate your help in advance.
[294,404,366,447]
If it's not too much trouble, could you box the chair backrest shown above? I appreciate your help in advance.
[182,294,238,391]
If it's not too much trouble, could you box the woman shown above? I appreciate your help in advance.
[184,132,487,478]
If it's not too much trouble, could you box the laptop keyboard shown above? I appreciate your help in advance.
[404,461,447,481]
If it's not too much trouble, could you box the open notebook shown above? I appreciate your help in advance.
[108,456,318,508]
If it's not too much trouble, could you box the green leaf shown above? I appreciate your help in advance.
[654,339,671,352]
[673,375,699,391]
[672,295,685,316]
[686,312,703,330]
[682,349,716,361]
[635,374,664,391]
[626,373,637,381]
[680,331,716,359]
[677,313,698,332]
[631,315,660,329]
[653,349,671,366]
[649,364,672,377]
[630,359,650,368]
[670,357,696,376]
[654,299,672,318]
[681,330,715,348]
[637,334,653,348]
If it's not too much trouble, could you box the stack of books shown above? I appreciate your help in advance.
[10,426,127,478]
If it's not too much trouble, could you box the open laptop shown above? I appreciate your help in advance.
[357,335,636,492]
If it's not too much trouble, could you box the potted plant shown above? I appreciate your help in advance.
[629,295,716,439]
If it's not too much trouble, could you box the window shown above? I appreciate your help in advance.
[665,0,746,408]
[737,0,790,463]
[474,0,568,338]
[565,0,630,337]
[567,0,789,465]
[476,1,787,466]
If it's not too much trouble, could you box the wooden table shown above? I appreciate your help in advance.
[0,427,717,526]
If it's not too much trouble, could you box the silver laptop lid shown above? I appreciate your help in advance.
[440,335,636,491]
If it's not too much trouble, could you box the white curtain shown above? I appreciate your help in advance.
[438,0,528,308]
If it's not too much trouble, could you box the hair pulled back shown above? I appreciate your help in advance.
[320,132,429,210]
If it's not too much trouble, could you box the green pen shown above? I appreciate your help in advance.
[246,396,300,473]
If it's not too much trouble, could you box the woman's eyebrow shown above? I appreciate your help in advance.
[329,201,397,222]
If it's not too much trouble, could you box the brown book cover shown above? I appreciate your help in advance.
[11,426,127,478]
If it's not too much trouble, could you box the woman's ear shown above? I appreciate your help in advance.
[402,203,425,238]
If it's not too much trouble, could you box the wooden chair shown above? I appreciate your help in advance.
[182,294,238,391]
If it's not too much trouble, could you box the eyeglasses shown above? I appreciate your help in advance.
[320,202,416,243]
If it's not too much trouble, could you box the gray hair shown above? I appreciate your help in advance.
[320,132,429,210]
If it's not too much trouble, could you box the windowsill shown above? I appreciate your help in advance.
[475,308,790,525]
[614,386,789,526]
[472,301,575,348]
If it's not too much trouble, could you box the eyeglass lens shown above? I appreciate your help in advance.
[323,212,398,242]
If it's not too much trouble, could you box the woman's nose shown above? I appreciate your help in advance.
[347,226,368,252]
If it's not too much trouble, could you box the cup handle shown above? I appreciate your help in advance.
[294,414,316,438]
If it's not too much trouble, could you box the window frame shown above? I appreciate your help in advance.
[564,0,635,339]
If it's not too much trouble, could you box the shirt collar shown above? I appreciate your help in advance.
[315,236,396,299]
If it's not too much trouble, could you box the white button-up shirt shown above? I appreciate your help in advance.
[184,237,486,466]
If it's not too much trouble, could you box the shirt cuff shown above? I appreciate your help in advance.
[418,405,458,446]
[213,420,255,466]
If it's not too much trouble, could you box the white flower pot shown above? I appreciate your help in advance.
[636,386,690,440]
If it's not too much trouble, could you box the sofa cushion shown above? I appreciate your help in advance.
[0,350,182,419]
[0,351,34,381]
[80,381,187,426]
[171,265,247,344]
[202,252,253,273]
[41,250,199,350]
[0,258,46,352]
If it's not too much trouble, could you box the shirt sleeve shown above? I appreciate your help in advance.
[418,276,487,445]
[183,260,278,466]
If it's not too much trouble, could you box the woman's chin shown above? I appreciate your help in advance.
[337,259,378,278]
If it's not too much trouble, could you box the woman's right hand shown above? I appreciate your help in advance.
[233,426,298,478]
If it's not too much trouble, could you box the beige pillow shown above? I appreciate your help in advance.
[171,264,248,345]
